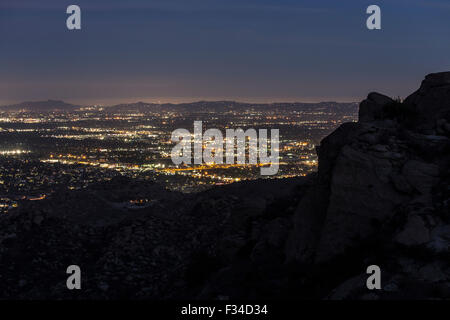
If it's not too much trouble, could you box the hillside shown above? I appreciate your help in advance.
[0,100,81,112]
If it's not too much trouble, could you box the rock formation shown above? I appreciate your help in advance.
[287,72,450,298]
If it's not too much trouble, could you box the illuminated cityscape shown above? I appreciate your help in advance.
[0,101,357,213]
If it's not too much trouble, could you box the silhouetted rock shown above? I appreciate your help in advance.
[359,92,394,122]
[404,72,450,133]
[284,72,449,299]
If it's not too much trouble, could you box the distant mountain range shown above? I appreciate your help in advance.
[0,99,358,112]
[0,100,80,112]
[107,100,359,113]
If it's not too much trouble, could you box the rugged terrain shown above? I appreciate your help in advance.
[0,72,449,299]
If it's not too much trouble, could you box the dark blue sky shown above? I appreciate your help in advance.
[1,0,449,105]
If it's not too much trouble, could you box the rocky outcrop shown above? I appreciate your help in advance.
[359,92,395,122]
[404,72,450,133]
[285,72,450,299]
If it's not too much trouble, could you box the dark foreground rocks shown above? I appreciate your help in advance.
[286,72,450,299]
[0,72,449,300]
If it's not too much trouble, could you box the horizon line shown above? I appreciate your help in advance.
[0,97,362,107]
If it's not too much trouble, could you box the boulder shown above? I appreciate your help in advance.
[404,72,450,130]
[317,122,360,183]
[402,160,439,194]
[395,215,430,246]
[359,92,394,122]
[285,184,329,263]
[428,225,450,253]
[315,145,406,261]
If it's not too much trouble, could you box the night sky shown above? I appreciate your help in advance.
[1,0,449,105]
